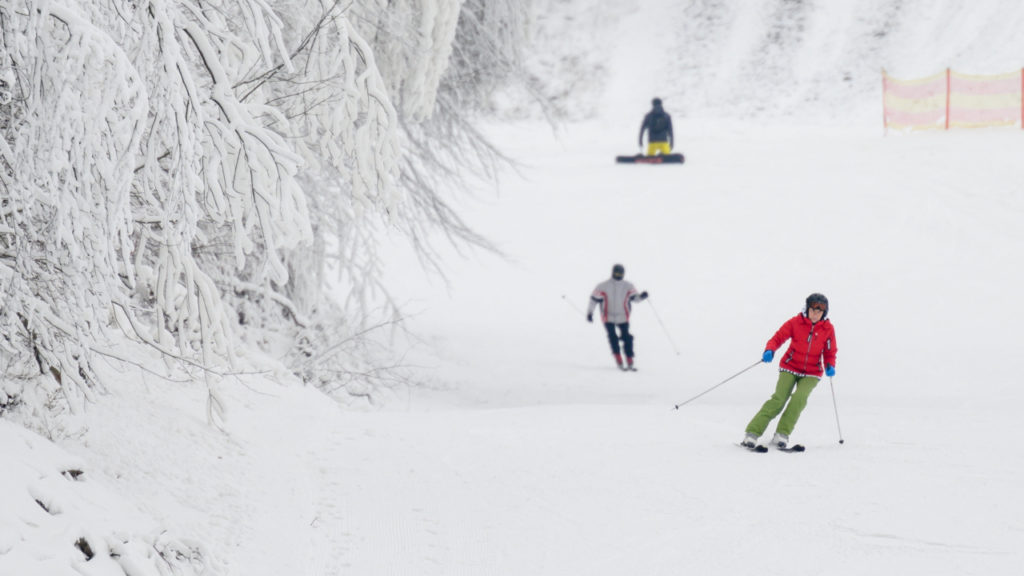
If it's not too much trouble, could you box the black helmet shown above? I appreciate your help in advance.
[652,97,663,107]
[612,264,625,280]
[805,293,829,319]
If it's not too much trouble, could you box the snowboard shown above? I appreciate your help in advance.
[615,153,684,165]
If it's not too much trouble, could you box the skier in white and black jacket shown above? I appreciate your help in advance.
[587,264,648,370]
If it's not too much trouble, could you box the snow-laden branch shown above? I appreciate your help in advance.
[1,0,147,409]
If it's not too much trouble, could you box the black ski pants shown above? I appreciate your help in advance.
[603,322,634,358]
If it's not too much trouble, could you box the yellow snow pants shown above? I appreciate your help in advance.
[646,141,672,156]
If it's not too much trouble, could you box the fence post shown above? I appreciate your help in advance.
[881,68,888,136]
[945,68,951,130]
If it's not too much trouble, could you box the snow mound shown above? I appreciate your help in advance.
[0,419,219,576]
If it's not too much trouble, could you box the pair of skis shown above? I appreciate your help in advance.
[739,443,806,453]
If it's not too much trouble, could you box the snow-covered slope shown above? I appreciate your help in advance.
[3,2,1024,575]
[528,0,1024,122]
[369,119,1024,575]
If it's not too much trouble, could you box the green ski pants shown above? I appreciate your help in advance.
[745,371,820,437]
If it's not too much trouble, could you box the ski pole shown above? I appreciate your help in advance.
[645,296,681,356]
[673,360,761,409]
[829,377,845,444]
[561,294,586,317]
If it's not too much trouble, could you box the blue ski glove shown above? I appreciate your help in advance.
[638,291,649,301]
[825,365,836,377]
[586,313,593,323]
[762,350,774,363]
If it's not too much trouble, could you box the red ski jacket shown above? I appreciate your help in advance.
[766,314,837,377]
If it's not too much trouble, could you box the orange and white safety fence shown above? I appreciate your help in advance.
[882,68,1024,132]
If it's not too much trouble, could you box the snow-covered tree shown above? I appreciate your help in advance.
[0,0,534,425]
[355,0,537,275]
[240,0,539,397]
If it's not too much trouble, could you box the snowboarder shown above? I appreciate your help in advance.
[639,98,673,157]
[741,293,837,449]
[587,264,648,370]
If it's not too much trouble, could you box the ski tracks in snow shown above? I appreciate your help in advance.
[201,380,335,575]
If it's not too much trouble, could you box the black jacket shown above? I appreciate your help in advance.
[639,105,673,147]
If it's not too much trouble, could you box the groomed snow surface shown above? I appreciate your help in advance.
[6,120,1021,576]
[5,1,1024,575]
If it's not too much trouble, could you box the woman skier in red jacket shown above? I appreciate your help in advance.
[741,293,837,449]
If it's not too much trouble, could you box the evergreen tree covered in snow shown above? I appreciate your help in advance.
[0,0,532,425]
